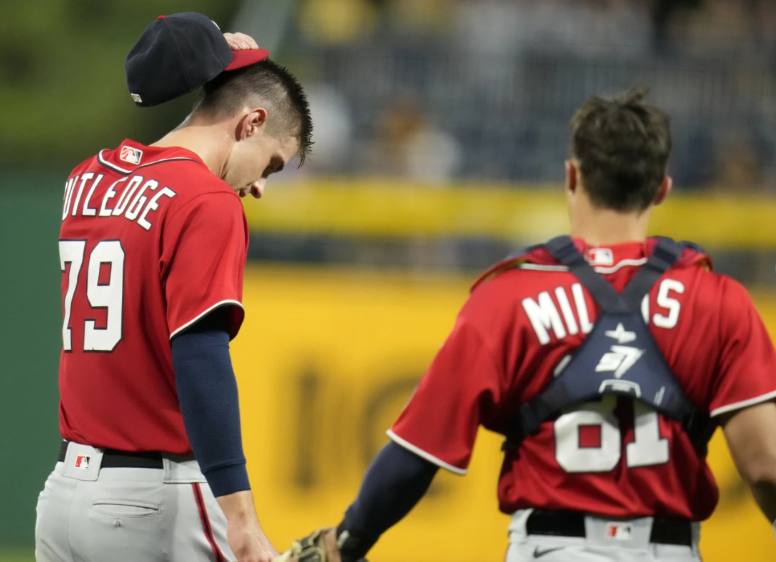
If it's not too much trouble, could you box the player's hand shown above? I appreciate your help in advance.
[217,491,278,562]
[227,521,279,562]
[224,32,259,50]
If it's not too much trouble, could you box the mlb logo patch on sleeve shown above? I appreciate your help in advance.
[120,146,143,165]
[74,455,90,469]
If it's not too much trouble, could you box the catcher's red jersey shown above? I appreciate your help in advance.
[390,239,776,521]
[58,140,249,454]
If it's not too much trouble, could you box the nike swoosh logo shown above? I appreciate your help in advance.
[533,546,565,558]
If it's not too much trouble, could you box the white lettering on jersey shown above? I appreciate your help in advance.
[527,279,686,347]
[63,172,177,230]
[124,179,159,222]
[62,175,79,220]
[71,173,94,216]
[81,174,103,216]
[654,279,684,329]
[523,292,567,345]
[113,175,144,216]
[571,283,593,334]
[138,187,176,231]
[100,177,126,217]
[555,287,579,336]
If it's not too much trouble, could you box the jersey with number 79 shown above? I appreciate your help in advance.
[58,139,249,455]
[388,239,776,520]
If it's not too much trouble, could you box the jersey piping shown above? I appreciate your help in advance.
[169,300,245,340]
[709,389,776,417]
[387,430,467,475]
[97,150,200,175]
[518,258,649,275]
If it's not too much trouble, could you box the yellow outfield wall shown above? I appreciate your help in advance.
[244,180,776,248]
[231,265,776,562]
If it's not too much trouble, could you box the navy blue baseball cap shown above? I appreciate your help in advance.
[125,12,269,107]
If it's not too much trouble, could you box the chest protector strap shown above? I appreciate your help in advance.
[501,236,714,457]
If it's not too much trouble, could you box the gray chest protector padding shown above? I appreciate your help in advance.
[501,236,714,457]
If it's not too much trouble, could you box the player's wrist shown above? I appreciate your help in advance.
[335,520,377,562]
[217,490,260,527]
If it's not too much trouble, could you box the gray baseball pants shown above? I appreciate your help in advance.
[36,442,235,562]
[506,509,702,562]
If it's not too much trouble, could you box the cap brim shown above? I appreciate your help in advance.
[225,49,270,71]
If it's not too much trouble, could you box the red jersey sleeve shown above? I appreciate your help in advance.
[709,277,776,417]
[162,193,249,339]
[389,289,505,474]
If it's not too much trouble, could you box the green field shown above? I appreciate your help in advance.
[0,549,34,562]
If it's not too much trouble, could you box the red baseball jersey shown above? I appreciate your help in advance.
[58,139,249,454]
[390,238,776,521]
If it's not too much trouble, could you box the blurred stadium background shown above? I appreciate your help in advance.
[1,0,776,560]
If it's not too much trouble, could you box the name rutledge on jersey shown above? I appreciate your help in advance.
[61,172,176,231]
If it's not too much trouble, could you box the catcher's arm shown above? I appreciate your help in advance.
[275,442,439,561]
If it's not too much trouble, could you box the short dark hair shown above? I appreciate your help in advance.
[570,89,671,212]
[194,59,313,164]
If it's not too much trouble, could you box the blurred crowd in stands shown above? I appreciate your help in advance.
[286,0,776,193]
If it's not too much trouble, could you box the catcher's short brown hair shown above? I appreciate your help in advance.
[570,88,672,212]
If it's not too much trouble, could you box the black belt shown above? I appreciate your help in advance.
[58,440,164,469]
[526,510,692,547]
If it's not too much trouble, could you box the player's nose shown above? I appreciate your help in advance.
[250,179,266,199]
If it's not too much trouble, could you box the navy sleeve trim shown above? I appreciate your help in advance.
[171,308,250,497]
[339,441,438,558]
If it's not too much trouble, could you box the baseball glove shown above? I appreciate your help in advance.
[273,528,343,562]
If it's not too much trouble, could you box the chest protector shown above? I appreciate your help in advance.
[501,236,714,457]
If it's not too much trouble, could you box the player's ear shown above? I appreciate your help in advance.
[565,160,578,195]
[236,108,268,141]
[653,175,672,206]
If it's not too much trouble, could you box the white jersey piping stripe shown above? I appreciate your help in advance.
[386,430,467,475]
[98,150,132,174]
[137,157,200,168]
[518,264,567,272]
[169,300,244,340]
[710,389,776,417]
[518,258,649,275]
[97,150,198,175]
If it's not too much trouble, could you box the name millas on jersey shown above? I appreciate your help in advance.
[523,278,684,345]
[62,171,176,231]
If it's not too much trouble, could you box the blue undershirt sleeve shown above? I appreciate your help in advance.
[170,307,250,497]
[339,441,438,557]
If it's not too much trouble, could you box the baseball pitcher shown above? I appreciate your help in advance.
[36,13,312,562]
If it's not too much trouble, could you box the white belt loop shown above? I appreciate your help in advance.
[162,454,207,484]
[584,515,654,550]
[61,442,104,481]
[508,509,535,542]
[690,522,701,556]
